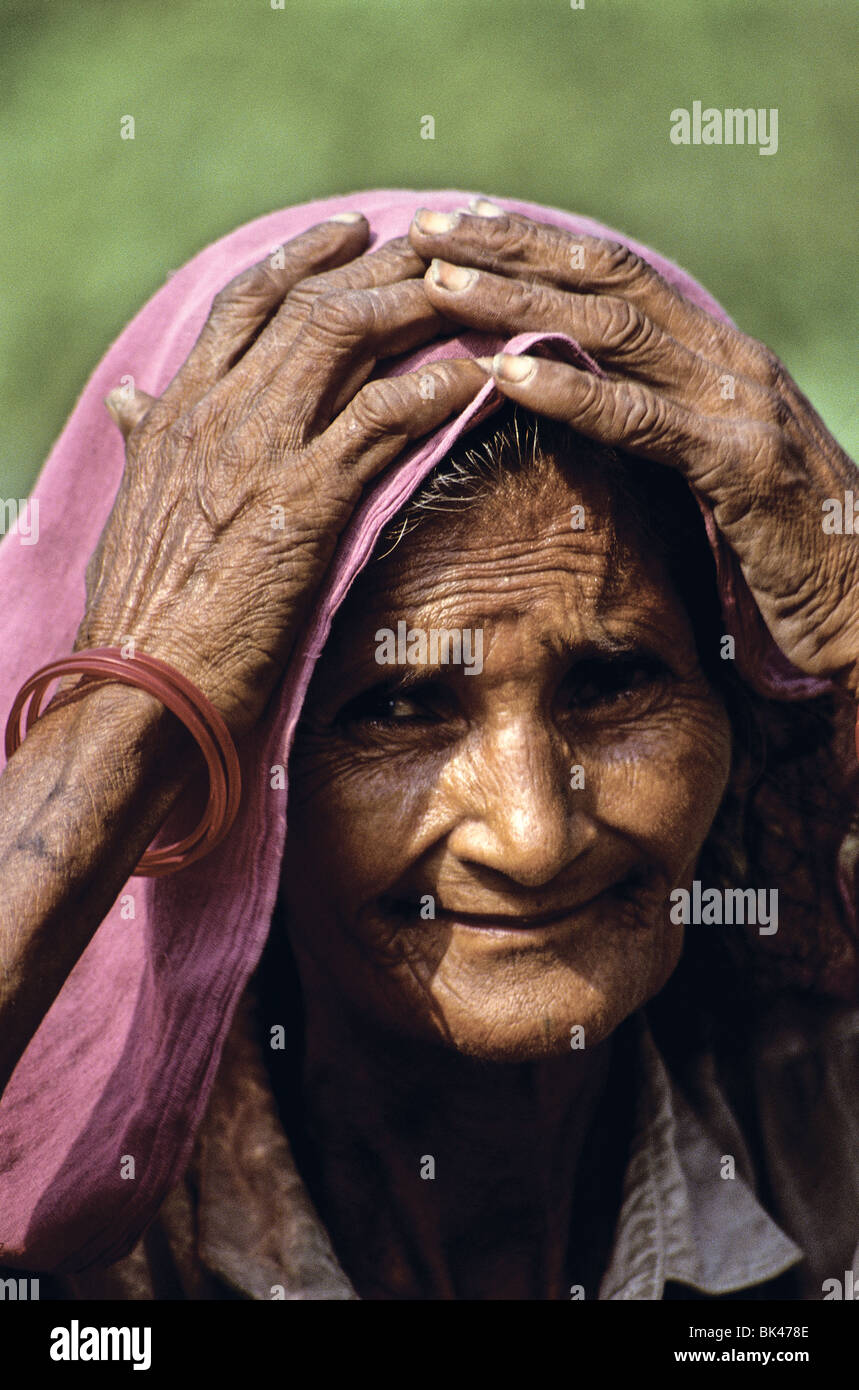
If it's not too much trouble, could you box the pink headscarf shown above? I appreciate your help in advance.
[0,189,830,1271]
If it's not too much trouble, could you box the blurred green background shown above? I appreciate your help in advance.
[1,0,856,498]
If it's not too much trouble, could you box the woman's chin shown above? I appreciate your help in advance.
[404,951,676,1063]
[289,900,683,1062]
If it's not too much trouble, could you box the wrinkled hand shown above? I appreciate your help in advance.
[410,202,859,694]
[77,215,486,738]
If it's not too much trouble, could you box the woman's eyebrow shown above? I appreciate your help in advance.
[330,664,452,709]
[536,633,668,664]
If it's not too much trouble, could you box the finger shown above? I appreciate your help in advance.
[410,208,677,305]
[484,352,713,473]
[307,358,491,490]
[423,259,767,410]
[104,387,157,439]
[250,281,453,448]
[157,213,370,412]
[410,206,603,290]
[422,257,692,380]
[283,236,426,311]
[409,208,769,383]
[226,236,429,394]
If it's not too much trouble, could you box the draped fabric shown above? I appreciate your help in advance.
[0,189,840,1272]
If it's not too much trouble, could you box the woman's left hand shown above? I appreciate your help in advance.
[409,202,859,695]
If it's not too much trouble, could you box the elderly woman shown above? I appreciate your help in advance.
[0,191,857,1302]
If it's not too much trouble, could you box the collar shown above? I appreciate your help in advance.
[599,1014,802,1298]
[194,996,802,1300]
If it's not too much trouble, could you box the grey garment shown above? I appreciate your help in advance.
[52,992,859,1302]
[599,1020,801,1299]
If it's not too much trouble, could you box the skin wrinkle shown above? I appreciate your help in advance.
[277,445,734,1299]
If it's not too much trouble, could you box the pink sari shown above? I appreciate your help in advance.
[0,189,834,1271]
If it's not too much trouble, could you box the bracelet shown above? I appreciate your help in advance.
[4,648,242,877]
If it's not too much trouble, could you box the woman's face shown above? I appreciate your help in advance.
[280,460,733,1061]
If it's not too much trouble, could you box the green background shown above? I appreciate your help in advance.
[1,0,856,498]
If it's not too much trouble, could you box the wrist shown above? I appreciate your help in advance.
[40,680,201,787]
[7,647,242,875]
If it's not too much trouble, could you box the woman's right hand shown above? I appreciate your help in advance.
[77,213,487,738]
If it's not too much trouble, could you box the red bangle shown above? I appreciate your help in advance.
[4,648,242,877]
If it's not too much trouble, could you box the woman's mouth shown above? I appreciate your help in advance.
[433,903,594,930]
[382,873,647,934]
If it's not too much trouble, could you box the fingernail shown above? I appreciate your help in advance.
[327,211,365,223]
[469,197,505,218]
[475,356,496,372]
[104,391,123,422]
[493,353,536,382]
[414,209,461,233]
[429,259,476,291]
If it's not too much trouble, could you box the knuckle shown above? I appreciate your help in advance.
[166,404,222,458]
[210,272,256,314]
[624,387,667,443]
[209,284,233,315]
[216,435,259,489]
[523,280,561,320]
[598,239,649,287]
[208,285,248,325]
[288,271,333,305]
[499,221,536,258]
[350,379,402,435]
[601,298,652,354]
[238,399,279,454]
[493,276,558,326]
[578,373,605,417]
[211,260,282,317]
[308,289,374,341]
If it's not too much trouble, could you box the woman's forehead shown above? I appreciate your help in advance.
[325,466,692,658]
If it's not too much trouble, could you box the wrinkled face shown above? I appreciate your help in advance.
[280,461,733,1061]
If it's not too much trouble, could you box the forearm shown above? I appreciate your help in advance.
[0,684,199,1096]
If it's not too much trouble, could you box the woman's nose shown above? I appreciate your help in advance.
[442,718,597,888]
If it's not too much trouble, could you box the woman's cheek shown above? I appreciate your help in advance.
[288,743,435,901]
[588,695,731,869]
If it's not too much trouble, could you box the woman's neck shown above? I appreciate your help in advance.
[287,982,630,1300]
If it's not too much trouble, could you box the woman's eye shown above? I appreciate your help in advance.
[375,694,425,722]
[563,656,667,711]
[338,685,450,727]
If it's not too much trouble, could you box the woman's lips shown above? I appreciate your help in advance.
[383,872,646,933]
[434,904,593,930]
[384,896,607,932]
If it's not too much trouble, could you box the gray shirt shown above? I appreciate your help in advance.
[46,993,859,1301]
